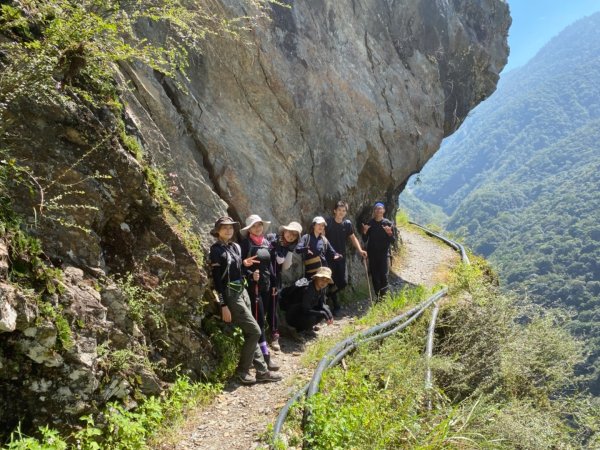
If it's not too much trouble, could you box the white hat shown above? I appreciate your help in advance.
[240,214,271,237]
[312,216,326,225]
[278,221,303,235]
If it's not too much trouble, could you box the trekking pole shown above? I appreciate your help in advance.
[254,278,259,319]
[271,287,278,333]
[362,257,374,306]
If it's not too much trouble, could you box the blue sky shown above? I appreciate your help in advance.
[504,0,600,72]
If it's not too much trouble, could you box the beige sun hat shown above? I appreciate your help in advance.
[311,266,334,284]
[240,214,271,237]
[278,221,303,235]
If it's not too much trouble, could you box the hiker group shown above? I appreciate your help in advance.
[209,201,397,385]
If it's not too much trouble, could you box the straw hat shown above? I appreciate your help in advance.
[311,266,334,284]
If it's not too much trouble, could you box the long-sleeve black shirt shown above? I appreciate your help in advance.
[361,218,396,257]
[300,282,327,313]
[240,235,276,291]
[209,241,244,296]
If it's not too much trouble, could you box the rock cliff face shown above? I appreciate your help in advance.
[125,0,510,227]
[1,98,210,433]
[0,0,509,434]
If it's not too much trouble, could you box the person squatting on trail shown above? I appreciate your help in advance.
[361,202,397,299]
[208,216,282,385]
[239,214,280,371]
[325,201,367,315]
[266,221,302,350]
[285,266,334,334]
[295,216,342,277]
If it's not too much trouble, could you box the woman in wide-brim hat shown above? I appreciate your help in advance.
[240,214,272,238]
[208,216,281,384]
[239,214,279,371]
[275,221,303,271]
[278,221,303,236]
[266,220,303,351]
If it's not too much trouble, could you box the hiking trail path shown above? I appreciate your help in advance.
[162,226,459,450]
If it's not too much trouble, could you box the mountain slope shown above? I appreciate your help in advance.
[401,12,600,393]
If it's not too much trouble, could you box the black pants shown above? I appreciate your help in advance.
[286,304,323,331]
[265,288,279,338]
[247,283,279,342]
[247,284,267,345]
[328,258,346,308]
[368,252,389,299]
[329,258,348,290]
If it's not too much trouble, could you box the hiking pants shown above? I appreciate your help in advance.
[368,252,390,299]
[328,258,347,307]
[265,288,279,339]
[224,286,268,374]
[247,284,267,346]
[329,257,348,291]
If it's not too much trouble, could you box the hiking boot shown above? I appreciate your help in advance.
[264,353,280,371]
[256,370,282,383]
[236,371,256,385]
[271,338,281,352]
[270,336,281,352]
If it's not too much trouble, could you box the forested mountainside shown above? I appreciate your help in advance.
[401,12,600,393]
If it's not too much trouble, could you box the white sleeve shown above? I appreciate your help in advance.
[282,251,294,271]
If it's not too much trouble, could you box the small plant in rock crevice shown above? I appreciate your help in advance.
[202,316,244,382]
[113,272,171,330]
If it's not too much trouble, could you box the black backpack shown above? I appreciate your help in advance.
[279,282,307,311]
[255,247,272,291]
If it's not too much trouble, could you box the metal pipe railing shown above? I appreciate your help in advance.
[409,221,470,265]
[271,223,470,447]
[425,302,440,410]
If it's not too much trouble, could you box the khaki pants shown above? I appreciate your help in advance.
[224,286,268,374]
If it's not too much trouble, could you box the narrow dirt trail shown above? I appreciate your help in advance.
[165,226,459,450]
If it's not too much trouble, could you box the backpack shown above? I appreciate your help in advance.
[255,247,272,291]
[244,238,273,291]
[279,278,309,311]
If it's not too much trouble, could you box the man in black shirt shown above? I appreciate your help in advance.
[361,202,396,300]
[326,201,367,314]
